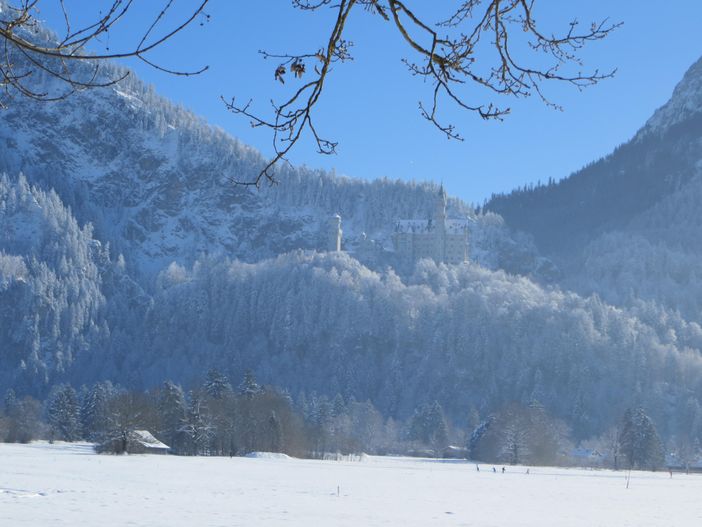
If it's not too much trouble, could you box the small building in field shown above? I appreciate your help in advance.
[99,430,170,455]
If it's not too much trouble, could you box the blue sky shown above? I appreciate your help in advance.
[39,1,702,204]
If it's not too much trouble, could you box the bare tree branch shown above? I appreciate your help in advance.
[0,2,619,187]
[0,1,210,108]
[225,0,619,186]
[223,0,356,186]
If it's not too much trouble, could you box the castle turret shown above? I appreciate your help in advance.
[436,184,447,224]
[327,214,342,252]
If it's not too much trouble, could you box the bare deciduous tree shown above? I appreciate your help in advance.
[224,0,619,185]
[0,0,209,106]
[1,1,618,186]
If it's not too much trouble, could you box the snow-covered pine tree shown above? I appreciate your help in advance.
[203,369,232,400]
[158,381,188,454]
[182,391,214,455]
[266,411,283,452]
[238,370,262,399]
[47,384,81,442]
[408,401,449,454]
[619,407,665,470]
[80,381,115,442]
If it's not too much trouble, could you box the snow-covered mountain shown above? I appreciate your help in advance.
[487,55,702,319]
[1,52,538,280]
[3,21,702,442]
[3,171,699,438]
[642,56,702,136]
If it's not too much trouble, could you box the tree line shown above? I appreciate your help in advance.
[1,370,671,471]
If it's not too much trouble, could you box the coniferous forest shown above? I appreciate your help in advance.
[2,15,702,471]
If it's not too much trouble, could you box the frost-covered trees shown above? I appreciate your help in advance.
[408,402,449,453]
[180,392,214,456]
[157,381,188,453]
[618,408,665,470]
[47,385,81,442]
[80,382,115,442]
[266,411,283,453]
[0,175,107,390]
[204,369,232,400]
[469,403,569,465]
[3,66,702,454]
[140,251,702,446]
[105,392,156,454]
[238,370,262,399]
[2,389,41,443]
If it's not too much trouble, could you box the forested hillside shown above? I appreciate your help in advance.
[487,56,702,255]
[0,29,534,279]
[486,56,702,319]
[3,19,702,448]
[0,175,108,390]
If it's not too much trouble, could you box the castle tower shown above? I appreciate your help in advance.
[327,214,342,252]
[436,184,447,225]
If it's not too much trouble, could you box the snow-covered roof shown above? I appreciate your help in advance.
[244,451,291,460]
[131,430,170,450]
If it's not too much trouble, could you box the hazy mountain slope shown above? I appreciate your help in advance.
[486,56,702,257]
[485,56,702,318]
[570,174,702,318]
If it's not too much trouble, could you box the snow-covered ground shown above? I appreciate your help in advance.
[1,442,700,526]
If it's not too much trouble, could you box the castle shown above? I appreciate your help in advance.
[323,186,470,266]
[392,186,470,265]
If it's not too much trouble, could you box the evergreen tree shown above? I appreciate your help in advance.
[182,392,213,455]
[619,407,665,470]
[3,389,17,415]
[203,369,232,400]
[332,393,346,418]
[80,382,114,441]
[409,401,449,453]
[310,396,334,454]
[266,411,283,452]
[3,390,41,443]
[468,416,494,460]
[47,385,81,442]
[238,370,262,399]
[158,381,188,453]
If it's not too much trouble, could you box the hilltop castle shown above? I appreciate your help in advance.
[392,186,470,265]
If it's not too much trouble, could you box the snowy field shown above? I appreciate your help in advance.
[1,442,701,526]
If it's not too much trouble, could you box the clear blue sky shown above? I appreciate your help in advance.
[38,1,702,205]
